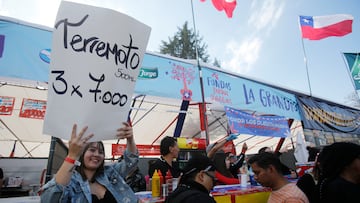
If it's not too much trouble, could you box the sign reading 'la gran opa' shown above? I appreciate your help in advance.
[43,1,151,141]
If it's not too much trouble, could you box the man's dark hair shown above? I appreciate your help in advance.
[160,136,177,156]
[317,142,360,202]
[258,146,270,154]
[318,142,360,180]
[248,152,283,173]
[306,146,320,162]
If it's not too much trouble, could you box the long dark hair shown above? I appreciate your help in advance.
[76,141,105,182]
[213,152,233,178]
[317,142,360,202]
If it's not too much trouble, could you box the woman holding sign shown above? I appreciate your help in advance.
[40,122,140,203]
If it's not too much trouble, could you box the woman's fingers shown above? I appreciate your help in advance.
[82,133,94,144]
[78,126,88,139]
[71,124,77,139]
[70,124,93,144]
[116,122,133,139]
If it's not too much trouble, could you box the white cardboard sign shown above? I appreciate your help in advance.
[43,1,151,141]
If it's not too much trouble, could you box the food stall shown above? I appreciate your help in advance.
[212,184,271,203]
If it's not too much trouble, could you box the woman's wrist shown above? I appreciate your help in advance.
[64,156,81,166]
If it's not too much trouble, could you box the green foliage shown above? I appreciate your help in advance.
[213,58,221,68]
[160,21,209,63]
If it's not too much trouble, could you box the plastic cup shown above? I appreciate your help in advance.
[238,174,248,187]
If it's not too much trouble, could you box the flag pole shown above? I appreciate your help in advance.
[298,16,312,97]
[190,0,210,145]
[300,34,312,97]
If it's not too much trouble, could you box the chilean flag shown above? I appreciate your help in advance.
[201,0,237,18]
[299,14,353,40]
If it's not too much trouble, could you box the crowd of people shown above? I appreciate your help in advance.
[38,124,360,203]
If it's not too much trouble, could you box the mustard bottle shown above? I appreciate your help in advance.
[152,170,161,197]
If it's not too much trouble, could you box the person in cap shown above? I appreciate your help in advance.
[317,142,360,203]
[165,155,217,203]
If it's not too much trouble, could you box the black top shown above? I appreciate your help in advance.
[229,153,245,178]
[165,180,216,203]
[297,173,318,203]
[91,190,116,203]
[320,176,360,203]
[148,157,180,178]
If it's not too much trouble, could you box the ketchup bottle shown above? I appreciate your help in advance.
[165,169,173,193]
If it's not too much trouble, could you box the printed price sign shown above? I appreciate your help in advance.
[0,96,15,115]
[43,1,151,140]
[19,98,46,119]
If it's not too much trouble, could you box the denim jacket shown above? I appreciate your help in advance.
[40,149,140,203]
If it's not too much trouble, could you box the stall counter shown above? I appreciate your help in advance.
[211,184,271,203]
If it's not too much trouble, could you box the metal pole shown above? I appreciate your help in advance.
[190,0,210,145]
[45,136,56,183]
[300,38,312,97]
[299,16,312,96]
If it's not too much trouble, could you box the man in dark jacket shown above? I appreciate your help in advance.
[165,155,217,203]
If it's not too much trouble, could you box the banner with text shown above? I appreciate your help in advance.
[202,68,301,120]
[0,96,15,115]
[43,1,151,140]
[343,53,360,92]
[298,96,360,134]
[19,98,46,119]
[225,106,290,138]
[112,144,160,156]
[134,54,202,101]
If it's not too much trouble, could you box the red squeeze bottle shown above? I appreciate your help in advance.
[165,169,173,192]
[158,170,164,184]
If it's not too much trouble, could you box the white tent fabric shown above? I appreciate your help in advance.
[294,129,309,163]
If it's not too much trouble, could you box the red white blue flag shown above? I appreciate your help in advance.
[299,14,353,40]
[200,0,237,18]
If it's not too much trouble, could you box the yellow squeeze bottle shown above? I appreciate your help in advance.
[152,170,161,197]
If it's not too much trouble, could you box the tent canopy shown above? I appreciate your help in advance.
[0,79,303,158]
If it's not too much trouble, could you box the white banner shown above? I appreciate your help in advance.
[43,1,151,141]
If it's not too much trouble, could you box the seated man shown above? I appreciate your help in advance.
[165,155,217,203]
